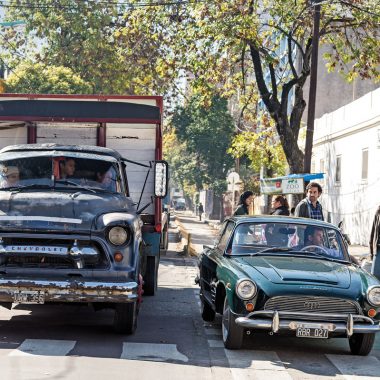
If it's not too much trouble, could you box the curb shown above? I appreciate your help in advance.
[173,216,198,257]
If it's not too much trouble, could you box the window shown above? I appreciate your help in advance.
[320,159,324,174]
[311,160,316,174]
[361,149,368,180]
[335,155,341,184]
[217,222,235,252]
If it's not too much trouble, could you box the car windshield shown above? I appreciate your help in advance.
[0,154,122,193]
[229,221,348,261]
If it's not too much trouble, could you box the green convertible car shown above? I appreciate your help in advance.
[197,216,380,354]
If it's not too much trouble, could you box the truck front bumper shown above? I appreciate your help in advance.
[235,310,380,337]
[0,278,138,304]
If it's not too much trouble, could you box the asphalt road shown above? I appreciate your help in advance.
[0,213,378,380]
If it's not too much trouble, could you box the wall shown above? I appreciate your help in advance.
[312,87,380,245]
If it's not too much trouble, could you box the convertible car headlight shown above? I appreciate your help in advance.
[108,226,129,246]
[367,286,380,306]
[235,279,257,300]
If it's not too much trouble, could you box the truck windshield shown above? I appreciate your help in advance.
[0,155,122,193]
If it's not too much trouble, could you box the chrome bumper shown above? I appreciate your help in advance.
[235,310,380,337]
[0,278,138,303]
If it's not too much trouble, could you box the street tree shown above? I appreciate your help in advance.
[0,0,175,95]
[172,95,235,217]
[5,62,92,94]
[118,0,379,174]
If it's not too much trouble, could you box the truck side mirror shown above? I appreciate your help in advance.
[154,160,168,198]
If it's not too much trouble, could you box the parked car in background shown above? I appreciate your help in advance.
[197,216,380,354]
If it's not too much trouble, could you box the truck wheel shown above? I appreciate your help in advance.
[113,302,137,334]
[222,296,244,349]
[144,256,158,296]
[349,333,375,355]
[160,227,168,251]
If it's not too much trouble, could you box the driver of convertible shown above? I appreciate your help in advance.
[304,226,324,247]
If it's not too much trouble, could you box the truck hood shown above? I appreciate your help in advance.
[0,191,135,233]
[236,255,352,289]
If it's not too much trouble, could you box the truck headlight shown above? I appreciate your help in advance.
[108,226,129,246]
[367,286,380,306]
[235,279,257,300]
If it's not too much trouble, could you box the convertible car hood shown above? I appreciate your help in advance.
[0,191,135,233]
[237,256,351,289]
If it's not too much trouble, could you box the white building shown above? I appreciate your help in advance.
[312,87,380,245]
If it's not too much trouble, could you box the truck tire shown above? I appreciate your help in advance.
[144,256,158,296]
[349,333,375,356]
[113,302,137,334]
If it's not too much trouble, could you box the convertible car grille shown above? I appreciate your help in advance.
[264,296,360,316]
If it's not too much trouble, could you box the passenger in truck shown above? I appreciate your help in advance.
[0,165,20,187]
[59,158,76,179]
[96,168,116,191]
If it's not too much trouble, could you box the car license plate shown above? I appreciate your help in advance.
[296,326,328,339]
[13,291,45,304]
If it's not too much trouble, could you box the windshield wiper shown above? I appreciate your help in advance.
[251,247,350,263]
[1,184,54,193]
[55,179,96,193]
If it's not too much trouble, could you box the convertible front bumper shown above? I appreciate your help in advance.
[0,278,138,304]
[235,310,380,337]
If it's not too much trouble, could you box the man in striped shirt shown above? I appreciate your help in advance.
[294,182,324,221]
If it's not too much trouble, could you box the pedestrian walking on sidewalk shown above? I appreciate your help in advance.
[370,205,380,279]
[234,191,254,216]
[198,202,204,221]
[294,182,324,220]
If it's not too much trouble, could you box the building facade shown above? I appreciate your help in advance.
[312,87,380,245]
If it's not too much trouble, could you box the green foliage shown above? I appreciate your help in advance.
[172,96,235,196]
[1,0,174,95]
[5,62,92,94]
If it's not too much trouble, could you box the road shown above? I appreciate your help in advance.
[0,212,379,380]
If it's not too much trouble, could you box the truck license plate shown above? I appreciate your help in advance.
[13,291,45,304]
[296,327,328,339]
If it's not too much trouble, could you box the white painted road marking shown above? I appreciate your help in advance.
[121,342,189,362]
[9,339,76,357]
[327,354,380,379]
[208,339,224,348]
[225,350,293,380]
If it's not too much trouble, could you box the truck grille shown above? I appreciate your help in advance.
[0,237,109,269]
[264,296,360,315]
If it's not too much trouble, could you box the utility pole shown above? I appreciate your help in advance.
[304,1,321,174]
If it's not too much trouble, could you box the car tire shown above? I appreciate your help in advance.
[144,256,158,296]
[349,333,375,356]
[113,302,137,334]
[201,296,215,322]
[222,296,244,349]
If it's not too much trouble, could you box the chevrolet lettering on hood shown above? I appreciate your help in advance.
[198,215,380,355]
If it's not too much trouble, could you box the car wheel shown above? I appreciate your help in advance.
[222,296,244,349]
[144,256,158,296]
[201,295,215,322]
[349,333,375,356]
[113,302,137,334]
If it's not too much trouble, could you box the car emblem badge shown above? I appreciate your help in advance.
[304,301,320,310]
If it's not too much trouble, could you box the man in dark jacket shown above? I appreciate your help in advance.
[295,182,324,220]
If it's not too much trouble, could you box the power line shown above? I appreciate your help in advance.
[0,0,202,10]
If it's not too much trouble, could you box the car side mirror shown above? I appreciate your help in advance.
[154,161,168,198]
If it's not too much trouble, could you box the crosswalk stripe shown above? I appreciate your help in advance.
[327,354,380,379]
[8,339,76,357]
[208,339,224,348]
[121,342,189,362]
[225,350,293,380]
